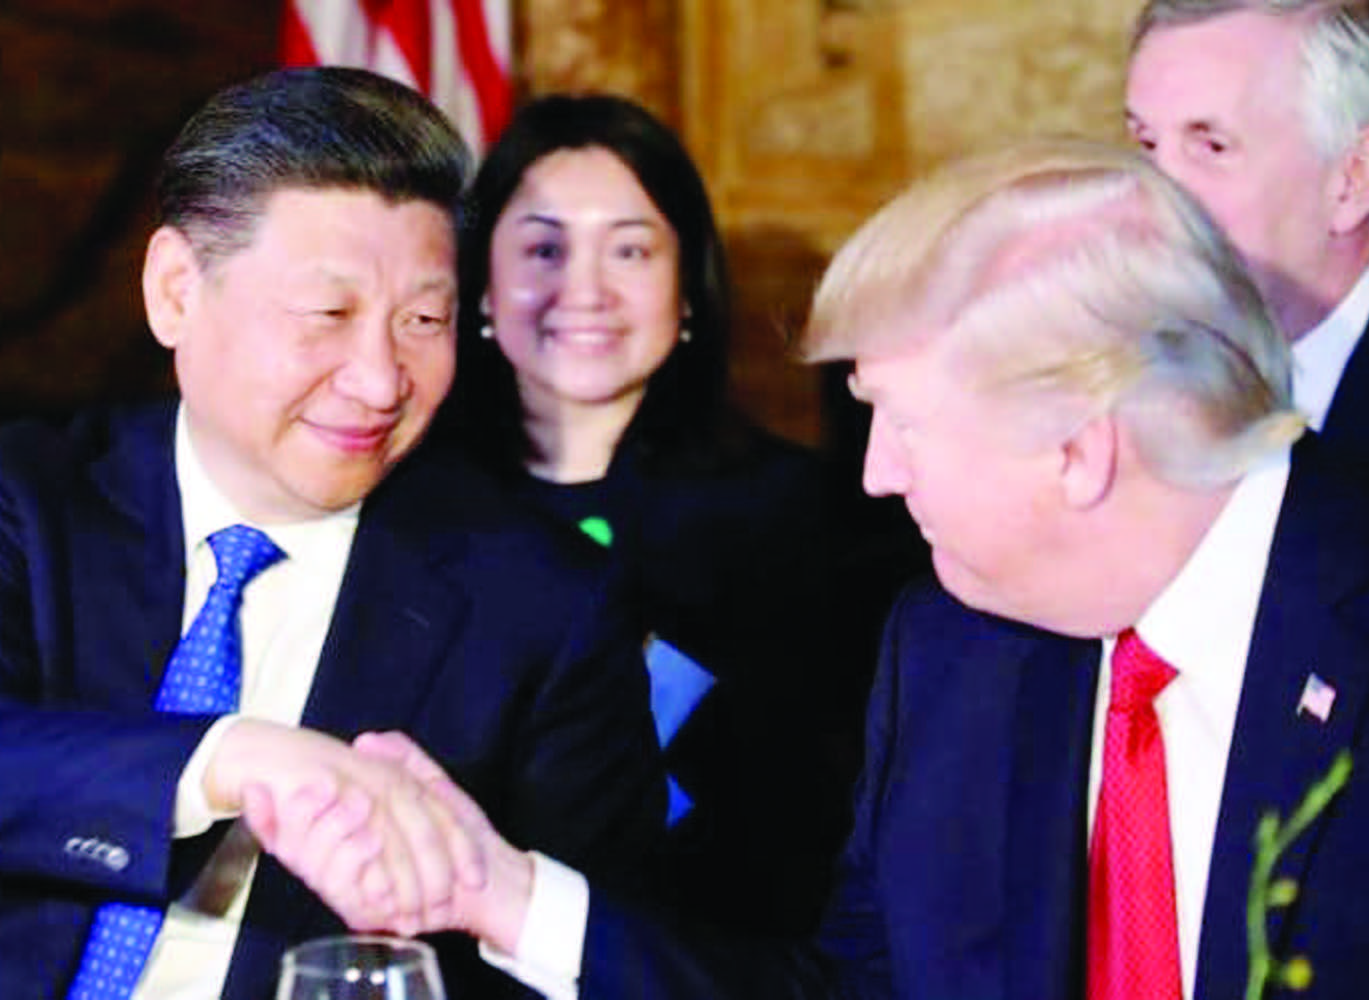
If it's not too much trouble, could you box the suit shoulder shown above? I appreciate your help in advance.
[0,403,172,493]
[880,579,1056,679]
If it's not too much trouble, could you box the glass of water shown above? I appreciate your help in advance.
[276,935,446,1000]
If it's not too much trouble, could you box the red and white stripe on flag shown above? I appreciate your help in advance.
[280,0,512,155]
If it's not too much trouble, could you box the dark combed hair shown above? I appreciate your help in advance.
[157,66,472,267]
[442,92,745,476]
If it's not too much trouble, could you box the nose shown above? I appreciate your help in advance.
[1144,139,1185,186]
[560,245,610,308]
[334,319,408,410]
[862,410,910,498]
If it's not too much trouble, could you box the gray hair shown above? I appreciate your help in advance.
[805,139,1306,488]
[158,66,471,269]
[1131,0,1369,159]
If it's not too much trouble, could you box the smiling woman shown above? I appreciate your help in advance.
[433,92,879,937]
[484,145,682,481]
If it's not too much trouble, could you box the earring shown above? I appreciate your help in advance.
[679,303,693,344]
[480,292,495,339]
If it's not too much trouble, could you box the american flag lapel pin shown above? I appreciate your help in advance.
[1297,672,1337,723]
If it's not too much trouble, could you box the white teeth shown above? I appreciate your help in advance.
[545,328,618,347]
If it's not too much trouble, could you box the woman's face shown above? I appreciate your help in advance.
[485,146,683,418]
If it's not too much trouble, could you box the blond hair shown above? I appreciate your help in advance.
[805,139,1305,487]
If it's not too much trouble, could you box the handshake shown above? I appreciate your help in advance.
[206,721,529,953]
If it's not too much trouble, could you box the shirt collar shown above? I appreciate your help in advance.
[1293,263,1369,431]
[1130,448,1291,718]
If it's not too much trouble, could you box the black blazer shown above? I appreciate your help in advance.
[0,403,664,1000]
[578,435,1369,999]
[503,426,883,936]
[1320,315,1369,454]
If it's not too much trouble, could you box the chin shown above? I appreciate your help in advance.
[933,554,1011,621]
[286,468,387,517]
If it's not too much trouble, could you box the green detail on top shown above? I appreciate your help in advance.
[578,516,614,548]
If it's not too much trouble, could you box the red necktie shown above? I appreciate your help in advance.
[1086,628,1183,1000]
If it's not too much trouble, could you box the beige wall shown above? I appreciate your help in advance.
[0,0,1141,440]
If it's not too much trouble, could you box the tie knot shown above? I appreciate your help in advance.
[1110,628,1177,710]
[206,525,285,594]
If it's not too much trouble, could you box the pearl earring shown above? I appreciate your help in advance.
[479,292,495,339]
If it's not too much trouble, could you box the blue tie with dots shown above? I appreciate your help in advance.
[65,525,284,1000]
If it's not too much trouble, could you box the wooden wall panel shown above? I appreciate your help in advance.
[517,0,679,124]
[674,0,1141,443]
[0,1,276,417]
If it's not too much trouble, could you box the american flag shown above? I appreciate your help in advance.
[1297,672,1337,723]
[280,0,513,155]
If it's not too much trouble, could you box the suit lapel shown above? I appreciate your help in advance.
[79,405,185,705]
[1003,633,1098,1000]
[1318,314,1369,454]
[297,475,473,740]
[1196,439,1369,999]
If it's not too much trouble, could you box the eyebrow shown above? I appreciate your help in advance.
[1125,107,1226,136]
[1184,119,1225,136]
[409,276,457,296]
[513,212,664,231]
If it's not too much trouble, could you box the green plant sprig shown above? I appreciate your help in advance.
[1244,749,1352,1000]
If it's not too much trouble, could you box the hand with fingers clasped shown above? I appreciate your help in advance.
[204,719,491,937]
[240,729,536,951]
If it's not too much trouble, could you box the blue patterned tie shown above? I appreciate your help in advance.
[66,525,284,1000]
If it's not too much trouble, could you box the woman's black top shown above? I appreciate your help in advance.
[506,424,901,935]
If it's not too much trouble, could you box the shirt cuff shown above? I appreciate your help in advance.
[479,851,587,1000]
[174,714,243,836]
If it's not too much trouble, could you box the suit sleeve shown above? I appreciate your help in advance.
[499,569,667,894]
[571,600,915,1000]
[0,433,208,902]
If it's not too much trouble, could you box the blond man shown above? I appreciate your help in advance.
[281,140,1369,1000]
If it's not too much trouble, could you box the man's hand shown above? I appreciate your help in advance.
[206,719,478,936]
[236,729,535,951]
[351,732,535,953]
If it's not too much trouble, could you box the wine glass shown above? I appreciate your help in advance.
[276,935,446,1000]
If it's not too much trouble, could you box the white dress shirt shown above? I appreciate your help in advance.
[490,449,1295,1000]
[1089,449,1289,1000]
[1292,263,1369,432]
[132,408,359,1000]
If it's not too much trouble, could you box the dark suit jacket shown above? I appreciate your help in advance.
[579,434,1369,999]
[1320,314,1369,454]
[0,403,664,1000]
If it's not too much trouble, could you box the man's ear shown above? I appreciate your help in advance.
[1330,126,1369,236]
[142,226,201,349]
[1059,413,1117,510]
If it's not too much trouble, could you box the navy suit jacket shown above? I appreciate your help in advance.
[0,403,664,1000]
[580,435,1369,999]
[1320,314,1369,454]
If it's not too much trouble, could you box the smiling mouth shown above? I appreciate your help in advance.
[540,326,623,349]
[310,422,396,454]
